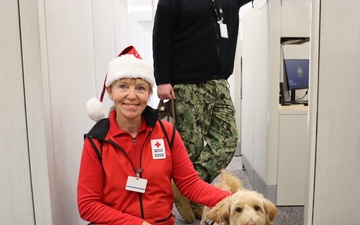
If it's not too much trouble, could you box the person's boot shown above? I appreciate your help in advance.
[171,181,196,223]
[190,201,204,220]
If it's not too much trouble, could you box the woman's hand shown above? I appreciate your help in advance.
[142,221,151,225]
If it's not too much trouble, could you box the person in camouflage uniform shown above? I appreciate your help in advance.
[173,80,237,183]
[153,0,253,223]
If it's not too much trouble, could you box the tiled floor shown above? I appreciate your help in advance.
[174,156,304,225]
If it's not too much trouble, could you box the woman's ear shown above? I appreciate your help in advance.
[107,86,113,100]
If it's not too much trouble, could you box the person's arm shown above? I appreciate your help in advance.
[170,131,231,207]
[77,139,146,225]
[152,0,177,86]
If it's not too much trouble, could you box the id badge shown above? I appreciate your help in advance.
[125,176,148,193]
[219,22,229,39]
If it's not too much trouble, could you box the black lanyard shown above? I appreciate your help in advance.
[209,0,225,23]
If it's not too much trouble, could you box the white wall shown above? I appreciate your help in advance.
[0,1,37,224]
[306,0,360,223]
[240,2,258,181]
[43,0,97,223]
[1,0,152,224]
[281,0,311,37]
[1,0,54,224]
[240,0,311,201]
[241,0,274,191]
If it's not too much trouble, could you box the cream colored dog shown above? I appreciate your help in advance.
[200,170,278,225]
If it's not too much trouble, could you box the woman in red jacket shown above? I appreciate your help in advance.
[77,46,231,225]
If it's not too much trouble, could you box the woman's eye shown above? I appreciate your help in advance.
[119,84,127,89]
[137,86,146,91]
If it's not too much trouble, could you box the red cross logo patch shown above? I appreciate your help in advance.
[155,141,161,148]
[151,139,166,159]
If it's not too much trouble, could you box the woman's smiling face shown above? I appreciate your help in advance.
[107,78,151,121]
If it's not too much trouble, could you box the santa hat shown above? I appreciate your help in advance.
[86,45,154,122]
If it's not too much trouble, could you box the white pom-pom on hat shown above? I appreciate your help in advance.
[86,45,154,122]
[86,97,105,122]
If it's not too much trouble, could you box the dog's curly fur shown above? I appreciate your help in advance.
[200,170,278,225]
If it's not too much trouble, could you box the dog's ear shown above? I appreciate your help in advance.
[206,196,231,223]
[263,198,278,225]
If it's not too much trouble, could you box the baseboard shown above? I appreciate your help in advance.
[234,141,241,156]
[242,155,277,204]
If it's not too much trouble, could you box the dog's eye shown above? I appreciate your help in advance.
[235,207,242,213]
[254,205,260,211]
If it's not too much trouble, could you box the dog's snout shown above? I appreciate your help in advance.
[246,222,256,225]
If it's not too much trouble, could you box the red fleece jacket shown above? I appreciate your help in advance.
[77,110,231,225]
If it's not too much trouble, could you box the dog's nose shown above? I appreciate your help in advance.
[246,222,256,225]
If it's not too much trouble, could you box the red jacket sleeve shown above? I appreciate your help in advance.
[170,131,231,207]
[77,138,144,225]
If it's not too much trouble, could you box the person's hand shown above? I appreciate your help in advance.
[157,83,176,100]
[142,221,151,225]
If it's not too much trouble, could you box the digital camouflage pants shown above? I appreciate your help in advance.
[173,79,238,183]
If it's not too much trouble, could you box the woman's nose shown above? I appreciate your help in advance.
[126,88,137,99]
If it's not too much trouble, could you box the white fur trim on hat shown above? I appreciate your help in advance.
[86,97,105,122]
[105,54,154,87]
